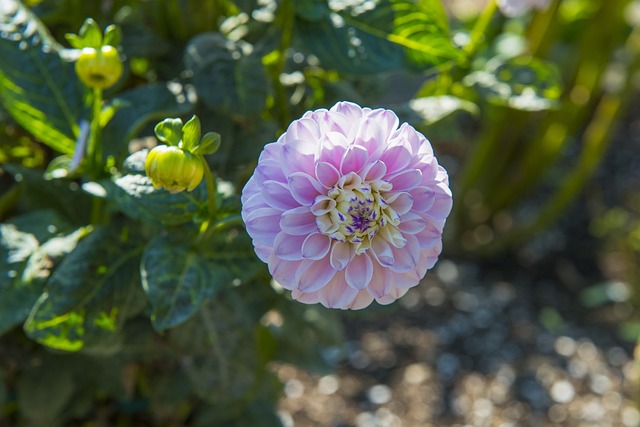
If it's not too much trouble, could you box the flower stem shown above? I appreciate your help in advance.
[463,0,498,60]
[88,87,104,225]
[200,155,216,219]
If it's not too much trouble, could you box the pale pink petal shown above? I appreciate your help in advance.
[268,253,300,290]
[315,161,341,188]
[330,241,353,271]
[410,187,436,212]
[345,253,374,290]
[388,234,420,273]
[376,288,408,305]
[330,101,364,123]
[292,288,320,304]
[370,237,394,267]
[319,273,359,308]
[379,144,413,175]
[301,233,332,260]
[282,140,316,176]
[273,232,306,260]
[340,144,369,174]
[288,172,325,206]
[285,117,321,142]
[244,207,282,245]
[295,258,336,293]
[388,169,422,192]
[347,290,374,309]
[398,212,427,234]
[280,207,317,235]
[310,196,336,215]
[311,109,351,135]
[385,192,413,215]
[362,160,387,182]
[261,180,299,210]
[367,265,391,298]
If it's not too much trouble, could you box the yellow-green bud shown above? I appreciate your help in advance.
[145,146,204,193]
[75,46,123,89]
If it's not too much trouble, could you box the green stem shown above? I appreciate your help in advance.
[201,155,216,219]
[268,0,294,129]
[88,87,104,225]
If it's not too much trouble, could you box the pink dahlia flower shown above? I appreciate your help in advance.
[241,102,452,309]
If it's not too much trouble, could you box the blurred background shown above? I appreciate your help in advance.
[1,0,640,425]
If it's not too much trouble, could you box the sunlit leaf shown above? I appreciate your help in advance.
[297,0,461,74]
[24,225,146,352]
[0,0,86,154]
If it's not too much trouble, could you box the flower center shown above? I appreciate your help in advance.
[314,172,403,255]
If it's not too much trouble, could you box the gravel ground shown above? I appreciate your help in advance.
[276,257,638,426]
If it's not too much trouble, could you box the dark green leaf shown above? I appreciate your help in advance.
[106,151,209,226]
[141,235,227,331]
[103,24,122,47]
[465,56,563,111]
[184,33,269,116]
[297,0,461,74]
[78,18,102,48]
[193,131,221,156]
[0,0,86,154]
[24,225,146,352]
[294,0,330,21]
[102,83,195,161]
[2,164,92,224]
[0,220,86,337]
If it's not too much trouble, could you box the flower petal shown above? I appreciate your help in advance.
[282,140,316,176]
[310,196,336,216]
[268,253,300,290]
[244,207,282,245]
[315,161,341,188]
[398,212,427,234]
[330,241,353,271]
[301,233,332,260]
[295,258,336,293]
[379,144,413,175]
[410,187,436,212]
[362,160,387,182]
[388,169,422,192]
[345,253,374,290]
[347,290,374,309]
[370,237,394,267]
[288,172,325,206]
[340,144,369,174]
[388,234,420,273]
[319,272,359,308]
[280,206,318,235]
[285,117,321,142]
[386,191,413,215]
[261,180,299,210]
[273,232,306,260]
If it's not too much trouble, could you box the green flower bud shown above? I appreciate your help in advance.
[145,146,204,193]
[75,46,123,89]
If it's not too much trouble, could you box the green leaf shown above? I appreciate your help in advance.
[184,33,269,116]
[0,0,86,154]
[107,151,209,226]
[0,210,78,336]
[102,83,195,161]
[297,0,461,74]
[103,24,122,47]
[2,164,92,224]
[78,18,102,48]
[181,115,202,152]
[141,235,227,331]
[192,131,221,156]
[154,117,183,146]
[24,224,146,352]
[465,56,563,111]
